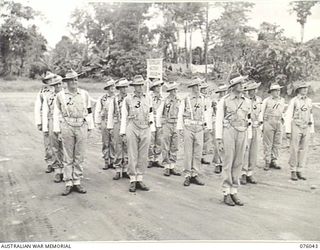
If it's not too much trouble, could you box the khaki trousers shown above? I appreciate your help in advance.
[126,121,151,182]
[114,121,128,173]
[148,127,162,162]
[161,122,178,169]
[60,121,88,186]
[242,127,259,176]
[183,125,204,177]
[263,118,282,164]
[289,123,310,173]
[222,126,247,194]
[101,120,115,164]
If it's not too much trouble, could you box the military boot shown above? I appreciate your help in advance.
[230,194,244,206]
[223,194,235,206]
[62,186,73,196]
[147,161,154,168]
[270,161,281,170]
[102,162,110,170]
[264,163,270,171]
[201,158,210,165]
[129,182,136,192]
[153,161,164,168]
[297,172,306,180]
[73,185,87,194]
[113,172,121,180]
[214,165,222,174]
[246,175,257,184]
[164,168,171,176]
[45,165,54,173]
[122,172,130,179]
[291,171,298,181]
[136,181,150,191]
[191,176,205,186]
[54,173,63,183]
[170,168,181,176]
[240,174,247,185]
[183,176,191,186]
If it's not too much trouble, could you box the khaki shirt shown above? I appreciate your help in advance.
[215,92,252,139]
[259,96,285,122]
[156,95,180,127]
[285,95,314,133]
[94,92,114,124]
[120,92,155,134]
[248,95,262,127]
[53,88,94,132]
[34,86,53,126]
[106,93,127,129]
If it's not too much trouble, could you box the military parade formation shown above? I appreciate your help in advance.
[34,70,315,206]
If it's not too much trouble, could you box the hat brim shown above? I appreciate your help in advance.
[62,72,84,81]
[244,82,261,91]
[130,81,145,86]
[295,85,309,92]
[116,85,129,89]
[268,86,283,93]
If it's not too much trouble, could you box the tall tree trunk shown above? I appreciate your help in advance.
[189,26,192,66]
[205,2,209,80]
[300,23,305,43]
[184,21,188,69]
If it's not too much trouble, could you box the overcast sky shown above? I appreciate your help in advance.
[19,0,320,48]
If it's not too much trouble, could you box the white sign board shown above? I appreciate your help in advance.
[147,58,163,81]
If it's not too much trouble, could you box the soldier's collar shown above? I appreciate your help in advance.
[65,88,80,94]
[133,92,145,98]
[230,92,244,99]
[298,94,307,100]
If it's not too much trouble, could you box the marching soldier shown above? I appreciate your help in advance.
[212,85,228,174]
[94,78,116,170]
[177,78,210,187]
[215,74,252,206]
[107,78,130,180]
[42,74,64,183]
[120,75,155,192]
[285,82,314,181]
[156,81,181,177]
[34,71,55,173]
[148,79,164,168]
[241,80,262,185]
[200,82,211,165]
[259,83,285,171]
[53,70,94,196]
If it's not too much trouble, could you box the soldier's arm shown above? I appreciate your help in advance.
[42,95,49,133]
[149,97,156,132]
[204,98,213,130]
[120,97,129,135]
[155,100,165,128]
[53,95,62,133]
[259,97,268,123]
[215,97,225,140]
[94,95,103,125]
[34,91,43,128]
[107,97,115,129]
[284,98,295,134]
[310,99,315,133]
[176,98,185,130]
[247,99,253,140]
[85,91,95,130]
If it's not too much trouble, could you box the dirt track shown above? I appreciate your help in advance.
[0,92,320,242]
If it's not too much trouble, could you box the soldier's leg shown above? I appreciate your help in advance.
[161,124,171,169]
[231,131,247,194]
[202,129,211,156]
[248,128,258,176]
[191,128,204,177]
[183,127,194,178]
[136,127,151,182]
[154,127,162,163]
[101,122,111,166]
[289,124,300,173]
[297,128,310,174]
[169,124,178,169]
[242,138,251,176]
[43,130,53,171]
[60,122,75,187]
[113,121,122,173]
[126,122,139,182]
[148,130,156,163]
[212,128,222,166]
[222,127,235,195]
[263,121,274,166]
[73,124,88,186]
[122,136,128,172]
[271,122,283,164]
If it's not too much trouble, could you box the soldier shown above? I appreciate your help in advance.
[156,81,181,177]
[259,83,285,171]
[200,82,211,165]
[120,75,155,192]
[42,74,64,183]
[212,85,228,174]
[53,70,94,196]
[148,79,164,168]
[177,78,210,187]
[215,74,252,206]
[107,78,130,180]
[240,80,262,185]
[34,71,55,173]
[94,79,116,170]
[285,82,314,181]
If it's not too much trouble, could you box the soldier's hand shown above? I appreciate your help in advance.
[286,133,291,140]
[281,118,285,125]
[37,124,42,131]
[96,123,101,130]
[216,139,224,152]
[88,129,92,138]
[178,129,184,137]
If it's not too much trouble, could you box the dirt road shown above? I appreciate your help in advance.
[0,92,319,242]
